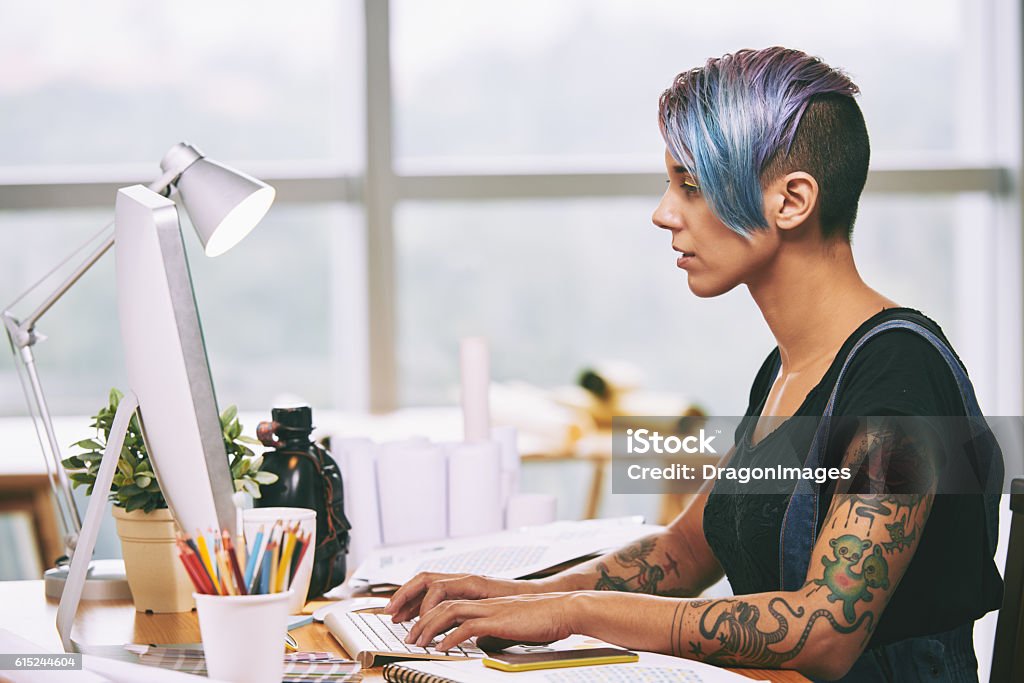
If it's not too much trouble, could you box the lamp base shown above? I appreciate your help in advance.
[44,560,132,600]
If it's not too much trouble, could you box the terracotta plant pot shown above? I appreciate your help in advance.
[112,507,194,613]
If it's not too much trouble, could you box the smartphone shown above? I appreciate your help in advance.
[482,647,639,672]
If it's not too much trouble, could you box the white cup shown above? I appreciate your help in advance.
[242,506,316,614]
[505,493,558,528]
[195,591,291,683]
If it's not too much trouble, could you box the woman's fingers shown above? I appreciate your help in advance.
[407,599,494,647]
[437,618,496,652]
[420,575,483,616]
[386,572,462,621]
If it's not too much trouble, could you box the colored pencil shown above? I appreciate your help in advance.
[216,548,234,593]
[247,535,269,594]
[243,525,264,588]
[289,530,306,580]
[234,530,247,577]
[176,539,213,594]
[276,525,297,593]
[262,540,275,594]
[177,548,204,593]
[187,552,216,594]
[223,530,248,596]
[177,535,213,594]
[270,538,280,594]
[195,531,222,595]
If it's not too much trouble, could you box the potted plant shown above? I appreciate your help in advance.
[61,389,277,613]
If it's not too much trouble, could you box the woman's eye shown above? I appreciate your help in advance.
[682,181,701,195]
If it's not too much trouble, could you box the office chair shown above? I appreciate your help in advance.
[991,477,1024,682]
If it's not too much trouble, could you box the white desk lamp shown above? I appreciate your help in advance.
[2,143,274,606]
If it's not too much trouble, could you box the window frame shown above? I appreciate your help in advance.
[0,0,1019,414]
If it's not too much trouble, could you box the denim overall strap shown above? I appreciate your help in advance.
[778,318,1002,592]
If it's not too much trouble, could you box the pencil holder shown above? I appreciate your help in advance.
[194,590,291,683]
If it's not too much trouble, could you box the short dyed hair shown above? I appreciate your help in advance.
[658,47,870,240]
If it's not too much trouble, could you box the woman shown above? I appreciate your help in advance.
[385,47,1003,681]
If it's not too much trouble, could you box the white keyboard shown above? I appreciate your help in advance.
[324,610,485,668]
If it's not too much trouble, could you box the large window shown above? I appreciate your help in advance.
[395,195,963,414]
[392,0,971,165]
[1,0,1020,420]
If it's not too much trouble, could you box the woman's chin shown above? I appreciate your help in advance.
[686,274,737,298]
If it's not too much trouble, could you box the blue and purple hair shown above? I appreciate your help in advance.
[659,47,863,236]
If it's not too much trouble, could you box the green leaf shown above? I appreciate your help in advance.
[253,471,278,485]
[134,474,152,489]
[237,435,261,445]
[124,495,149,512]
[249,454,264,471]
[220,405,238,427]
[119,484,142,497]
[71,439,103,451]
[117,455,134,479]
[70,472,95,485]
[80,451,104,462]
[108,388,123,409]
[145,479,161,493]
[61,455,85,470]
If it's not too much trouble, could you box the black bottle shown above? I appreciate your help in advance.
[255,406,350,599]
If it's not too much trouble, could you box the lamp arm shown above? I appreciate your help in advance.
[5,170,178,341]
[5,331,83,555]
[8,227,114,342]
[55,390,138,652]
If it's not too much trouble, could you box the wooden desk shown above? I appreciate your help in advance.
[0,580,808,682]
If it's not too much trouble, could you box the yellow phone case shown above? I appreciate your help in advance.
[482,651,639,672]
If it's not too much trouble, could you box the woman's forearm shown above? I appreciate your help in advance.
[533,525,721,597]
[567,590,856,680]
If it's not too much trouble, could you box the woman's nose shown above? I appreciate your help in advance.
[652,195,679,232]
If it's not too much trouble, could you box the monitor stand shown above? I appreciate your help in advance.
[44,560,131,601]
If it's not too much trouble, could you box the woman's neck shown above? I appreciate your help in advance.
[747,240,896,373]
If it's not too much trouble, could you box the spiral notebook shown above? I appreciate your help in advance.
[381,650,766,683]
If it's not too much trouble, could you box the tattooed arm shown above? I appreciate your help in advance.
[563,489,933,679]
[406,424,937,680]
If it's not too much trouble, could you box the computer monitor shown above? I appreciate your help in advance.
[115,184,236,537]
[57,185,238,651]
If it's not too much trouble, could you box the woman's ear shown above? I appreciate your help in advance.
[766,171,818,231]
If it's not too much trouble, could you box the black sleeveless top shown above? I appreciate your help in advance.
[702,308,1003,648]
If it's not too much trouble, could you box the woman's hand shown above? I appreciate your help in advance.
[404,593,581,653]
[385,572,534,622]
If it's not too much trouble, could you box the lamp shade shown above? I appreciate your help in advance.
[174,157,276,257]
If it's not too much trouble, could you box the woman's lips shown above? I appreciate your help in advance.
[675,250,695,268]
